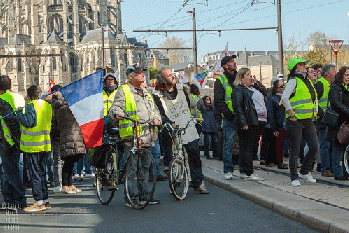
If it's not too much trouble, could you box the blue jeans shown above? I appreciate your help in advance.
[331,141,347,178]
[319,127,331,172]
[19,153,23,183]
[151,138,161,176]
[1,146,26,205]
[76,153,93,175]
[222,117,238,174]
[203,132,218,158]
[26,152,49,202]
[46,150,54,184]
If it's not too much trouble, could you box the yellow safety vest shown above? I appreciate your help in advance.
[118,85,155,138]
[287,77,317,119]
[190,94,202,118]
[316,77,330,114]
[103,90,117,116]
[20,99,52,153]
[216,74,234,115]
[0,92,17,146]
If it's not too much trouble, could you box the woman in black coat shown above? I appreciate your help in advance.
[231,68,264,181]
[51,87,86,193]
[327,66,349,180]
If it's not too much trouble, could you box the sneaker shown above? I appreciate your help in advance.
[194,182,209,194]
[62,187,76,194]
[70,185,82,193]
[77,174,83,181]
[85,173,95,178]
[244,174,265,181]
[224,172,234,180]
[148,198,160,205]
[239,173,247,179]
[163,166,169,173]
[24,202,46,212]
[73,174,79,181]
[45,202,51,210]
[291,179,301,187]
[299,172,316,183]
[53,186,62,193]
[125,202,133,208]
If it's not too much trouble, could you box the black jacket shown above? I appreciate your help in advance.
[326,83,349,141]
[0,98,21,151]
[267,94,285,132]
[231,85,259,129]
[214,71,237,121]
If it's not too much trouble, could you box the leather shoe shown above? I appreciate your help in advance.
[278,163,288,169]
[321,171,333,177]
[334,176,348,180]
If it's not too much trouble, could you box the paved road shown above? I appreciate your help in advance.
[0,177,319,233]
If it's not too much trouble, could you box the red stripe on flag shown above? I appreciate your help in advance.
[80,118,104,149]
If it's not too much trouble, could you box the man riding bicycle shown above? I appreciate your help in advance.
[152,68,209,194]
[109,64,162,207]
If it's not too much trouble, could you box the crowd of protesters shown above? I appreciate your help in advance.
[1,54,349,212]
[214,55,349,186]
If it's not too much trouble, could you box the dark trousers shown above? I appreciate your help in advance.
[217,124,223,160]
[203,132,218,158]
[62,156,76,187]
[160,129,173,167]
[1,146,26,205]
[26,152,48,202]
[184,139,204,188]
[286,119,319,181]
[261,127,275,163]
[275,129,286,164]
[252,122,266,160]
[238,126,260,176]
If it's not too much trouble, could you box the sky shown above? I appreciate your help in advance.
[121,0,349,60]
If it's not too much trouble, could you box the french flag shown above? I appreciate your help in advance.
[60,70,104,149]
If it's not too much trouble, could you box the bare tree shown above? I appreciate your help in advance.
[158,37,193,65]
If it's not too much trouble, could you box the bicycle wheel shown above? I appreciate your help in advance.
[124,149,157,209]
[343,145,349,175]
[96,147,117,205]
[169,157,189,200]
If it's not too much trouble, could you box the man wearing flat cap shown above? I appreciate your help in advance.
[109,63,162,206]
[214,55,239,180]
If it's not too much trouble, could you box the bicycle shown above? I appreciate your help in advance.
[95,116,157,209]
[343,145,349,175]
[161,116,202,200]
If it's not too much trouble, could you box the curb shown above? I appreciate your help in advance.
[203,169,348,233]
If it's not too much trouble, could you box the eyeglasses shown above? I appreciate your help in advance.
[309,71,316,74]
[278,85,285,88]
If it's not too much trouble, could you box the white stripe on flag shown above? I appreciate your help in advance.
[70,93,104,126]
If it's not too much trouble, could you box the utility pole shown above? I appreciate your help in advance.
[192,8,198,76]
[102,26,105,68]
[277,0,284,79]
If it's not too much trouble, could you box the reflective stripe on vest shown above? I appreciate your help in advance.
[216,74,234,114]
[0,92,17,146]
[118,85,142,138]
[190,94,203,118]
[20,99,52,152]
[316,77,330,113]
[103,90,117,116]
[287,77,317,119]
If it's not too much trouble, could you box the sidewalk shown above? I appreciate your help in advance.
[201,157,349,233]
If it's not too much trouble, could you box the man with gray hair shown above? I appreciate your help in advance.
[314,64,336,177]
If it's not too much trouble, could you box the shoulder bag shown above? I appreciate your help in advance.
[337,122,349,144]
[321,91,342,127]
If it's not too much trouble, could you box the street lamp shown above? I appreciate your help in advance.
[329,39,344,69]
[259,62,262,83]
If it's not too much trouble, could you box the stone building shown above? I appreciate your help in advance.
[0,0,148,93]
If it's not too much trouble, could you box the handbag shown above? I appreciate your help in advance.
[337,122,349,144]
[321,106,339,127]
[321,91,342,127]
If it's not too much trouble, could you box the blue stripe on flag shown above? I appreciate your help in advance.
[60,69,103,107]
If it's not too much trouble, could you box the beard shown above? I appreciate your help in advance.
[165,78,176,87]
